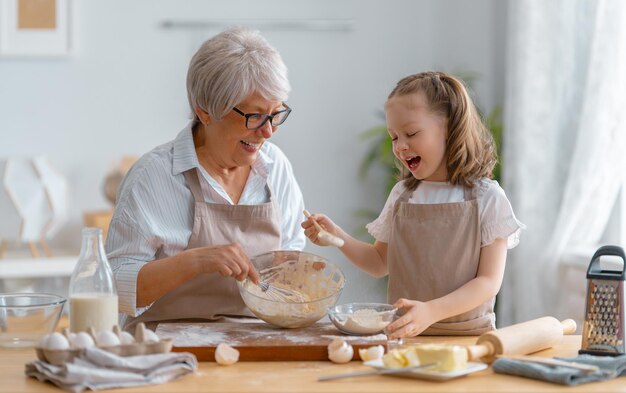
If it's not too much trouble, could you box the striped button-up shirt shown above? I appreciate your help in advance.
[106,121,306,319]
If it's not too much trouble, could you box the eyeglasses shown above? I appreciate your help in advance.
[232,103,292,130]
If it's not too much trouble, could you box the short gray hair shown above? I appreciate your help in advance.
[186,27,291,122]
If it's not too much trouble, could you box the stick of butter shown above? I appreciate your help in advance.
[413,344,468,372]
[382,348,408,368]
[382,344,468,372]
[382,347,420,368]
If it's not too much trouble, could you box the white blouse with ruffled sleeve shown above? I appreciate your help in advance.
[366,179,525,249]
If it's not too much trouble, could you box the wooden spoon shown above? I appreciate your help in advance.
[303,210,344,247]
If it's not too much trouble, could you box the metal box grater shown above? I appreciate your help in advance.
[580,245,626,356]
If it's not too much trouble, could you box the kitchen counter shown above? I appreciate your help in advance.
[2,335,626,392]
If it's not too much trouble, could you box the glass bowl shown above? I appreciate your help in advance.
[328,302,397,335]
[0,293,66,348]
[238,251,345,328]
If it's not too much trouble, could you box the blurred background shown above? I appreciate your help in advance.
[1,0,625,328]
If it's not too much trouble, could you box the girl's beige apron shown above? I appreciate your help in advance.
[387,184,495,335]
[124,168,281,331]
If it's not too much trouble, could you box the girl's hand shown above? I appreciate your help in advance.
[301,212,342,246]
[386,298,437,339]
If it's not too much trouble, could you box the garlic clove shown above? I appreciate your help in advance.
[328,338,353,363]
[215,343,240,366]
[358,345,385,362]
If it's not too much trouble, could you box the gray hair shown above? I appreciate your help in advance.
[186,27,291,122]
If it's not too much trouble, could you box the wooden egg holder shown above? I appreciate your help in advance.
[35,323,173,365]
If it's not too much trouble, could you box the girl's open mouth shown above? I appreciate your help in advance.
[406,156,421,171]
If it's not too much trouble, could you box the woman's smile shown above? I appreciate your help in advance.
[240,140,262,153]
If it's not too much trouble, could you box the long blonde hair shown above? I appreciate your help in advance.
[388,71,497,190]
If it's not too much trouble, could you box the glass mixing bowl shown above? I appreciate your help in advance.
[238,251,345,328]
[328,302,397,335]
[0,293,66,348]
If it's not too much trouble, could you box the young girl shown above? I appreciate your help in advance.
[303,71,524,338]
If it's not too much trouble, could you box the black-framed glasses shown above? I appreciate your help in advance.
[232,103,292,130]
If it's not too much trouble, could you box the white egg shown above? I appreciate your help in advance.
[96,330,120,347]
[142,329,159,343]
[328,338,353,364]
[358,345,385,362]
[45,332,70,350]
[71,332,95,349]
[119,331,135,344]
[215,343,239,366]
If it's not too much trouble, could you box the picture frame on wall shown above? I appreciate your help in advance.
[0,0,70,57]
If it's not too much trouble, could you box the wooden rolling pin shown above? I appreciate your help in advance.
[466,317,577,363]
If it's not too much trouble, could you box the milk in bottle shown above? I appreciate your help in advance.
[69,228,118,333]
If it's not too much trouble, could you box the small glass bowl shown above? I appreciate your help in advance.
[328,302,397,335]
[0,293,66,348]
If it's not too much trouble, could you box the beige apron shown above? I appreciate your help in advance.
[124,168,282,331]
[387,184,495,335]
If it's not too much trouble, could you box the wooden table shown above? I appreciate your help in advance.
[3,335,626,392]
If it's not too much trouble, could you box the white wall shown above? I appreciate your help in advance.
[0,0,505,303]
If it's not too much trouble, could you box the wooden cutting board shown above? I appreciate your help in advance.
[156,322,388,361]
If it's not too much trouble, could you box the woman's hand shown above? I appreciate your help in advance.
[386,298,438,339]
[301,213,342,246]
[186,243,260,284]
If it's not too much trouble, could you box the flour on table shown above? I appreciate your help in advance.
[155,322,387,347]
[156,323,227,346]
[322,334,388,342]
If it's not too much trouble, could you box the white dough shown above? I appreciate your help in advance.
[215,343,240,366]
[328,338,353,364]
[358,345,385,362]
[318,232,345,248]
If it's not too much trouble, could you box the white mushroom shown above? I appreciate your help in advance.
[215,343,240,366]
[358,345,385,362]
[327,338,353,364]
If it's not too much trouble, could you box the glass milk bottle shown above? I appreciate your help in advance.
[69,227,118,333]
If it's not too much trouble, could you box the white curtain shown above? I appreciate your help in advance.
[499,0,626,326]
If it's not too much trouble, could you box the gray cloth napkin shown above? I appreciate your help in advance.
[492,354,626,386]
[25,347,197,393]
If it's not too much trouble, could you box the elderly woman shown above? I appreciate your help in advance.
[106,28,305,331]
